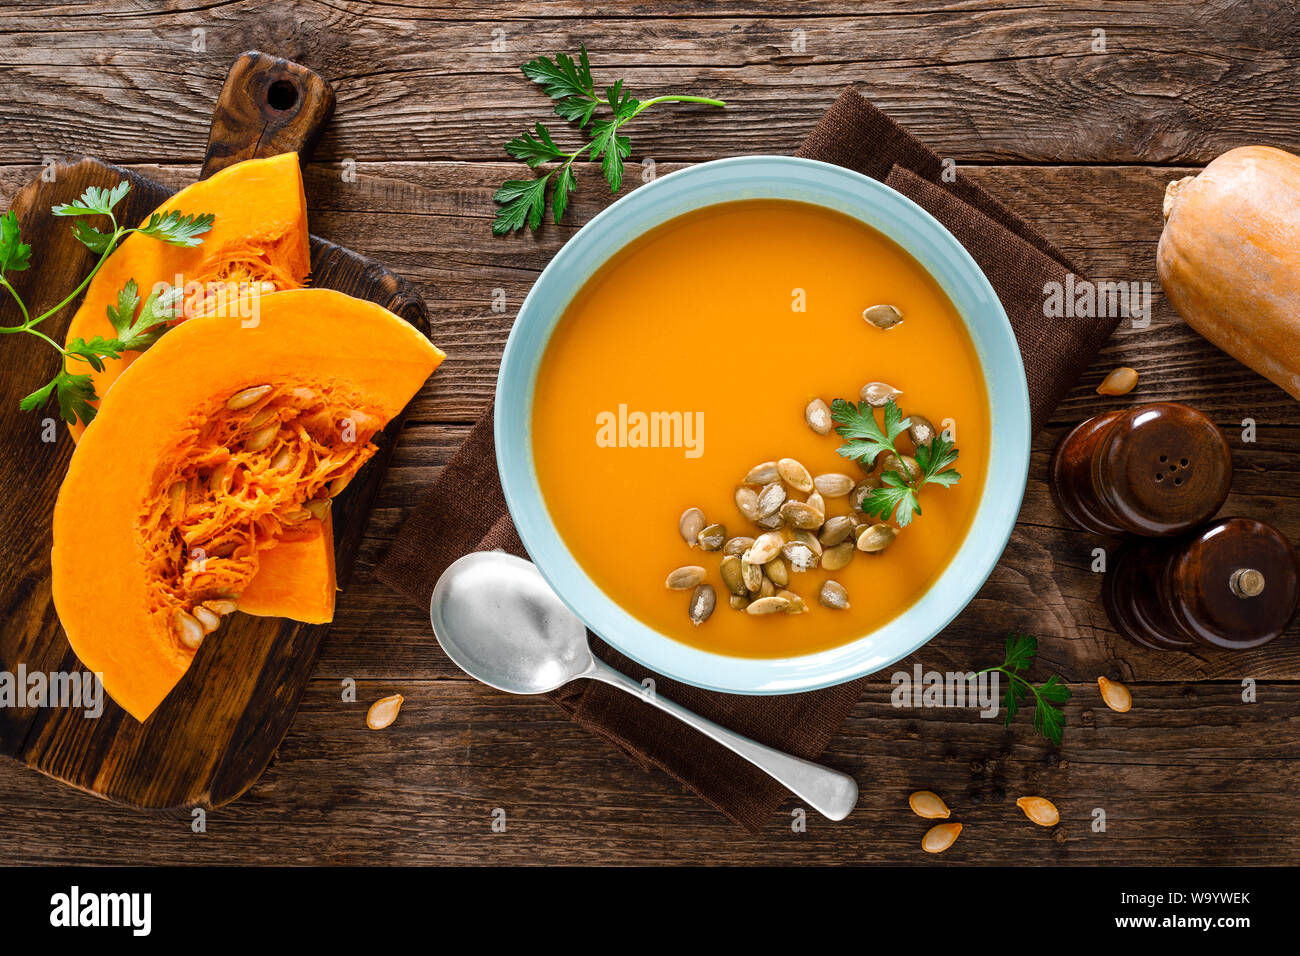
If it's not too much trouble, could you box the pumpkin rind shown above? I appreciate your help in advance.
[64,152,311,440]
[1157,145,1300,399]
[52,288,444,721]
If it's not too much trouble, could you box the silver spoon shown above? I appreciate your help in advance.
[430,550,859,821]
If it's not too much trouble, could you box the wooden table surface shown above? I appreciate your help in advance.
[1,0,1298,865]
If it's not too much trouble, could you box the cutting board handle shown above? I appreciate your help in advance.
[201,51,336,180]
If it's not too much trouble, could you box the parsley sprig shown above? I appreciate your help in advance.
[0,181,214,425]
[493,45,725,233]
[830,397,961,527]
[972,633,1070,746]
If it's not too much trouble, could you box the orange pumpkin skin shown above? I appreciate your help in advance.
[52,289,444,721]
[1157,146,1300,399]
[238,511,337,624]
[64,153,311,440]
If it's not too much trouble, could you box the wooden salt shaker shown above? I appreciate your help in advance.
[1104,518,1299,651]
[1050,402,1232,536]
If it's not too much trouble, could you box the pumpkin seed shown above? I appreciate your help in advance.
[813,472,854,497]
[729,593,751,611]
[909,790,950,820]
[226,384,273,411]
[679,507,707,547]
[202,598,238,616]
[907,414,936,447]
[880,452,920,481]
[857,523,897,553]
[744,461,780,485]
[167,480,186,522]
[1097,676,1132,713]
[304,498,332,520]
[777,458,813,493]
[269,445,295,471]
[283,507,312,524]
[781,500,824,530]
[778,589,808,614]
[366,693,404,730]
[746,596,791,615]
[759,576,776,598]
[688,584,716,626]
[244,423,278,453]
[697,523,726,551]
[1016,796,1060,827]
[821,541,856,571]
[805,398,832,435]
[764,557,789,588]
[247,407,276,430]
[741,557,763,593]
[720,556,747,596]
[174,609,205,649]
[819,515,855,547]
[747,531,785,565]
[791,529,823,556]
[819,580,850,609]
[329,473,352,498]
[756,482,786,518]
[1097,365,1138,396]
[207,463,229,493]
[665,565,707,590]
[806,491,826,517]
[863,303,903,330]
[861,381,903,407]
[734,486,761,521]
[723,535,755,557]
[192,605,222,634]
[850,477,881,514]
[754,512,785,530]
[921,822,962,854]
[782,541,818,572]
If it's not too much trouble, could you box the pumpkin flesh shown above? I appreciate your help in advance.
[52,289,444,721]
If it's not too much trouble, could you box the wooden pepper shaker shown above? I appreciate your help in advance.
[1050,402,1232,536]
[1104,517,1299,651]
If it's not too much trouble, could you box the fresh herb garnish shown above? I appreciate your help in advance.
[0,182,214,425]
[493,45,725,234]
[830,397,961,527]
[972,633,1070,746]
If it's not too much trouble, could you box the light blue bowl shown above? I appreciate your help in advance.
[495,156,1029,694]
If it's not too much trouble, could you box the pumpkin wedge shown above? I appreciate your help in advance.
[64,152,311,440]
[52,289,444,721]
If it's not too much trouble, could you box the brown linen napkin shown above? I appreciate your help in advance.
[376,88,1117,832]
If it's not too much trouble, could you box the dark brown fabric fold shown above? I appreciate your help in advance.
[376,88,1118,831]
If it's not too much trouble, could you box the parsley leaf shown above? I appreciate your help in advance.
[51,181,130,218]
[106,279,180,352]
[137,210,215,247]
[0,210,32,273]
[493,177,551,235]
[505,122,568,168]
[973,633,1070,746]
[521,46,599,123]
[21,370,98,425]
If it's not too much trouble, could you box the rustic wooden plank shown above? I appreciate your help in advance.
[0,2,1296,165]
[0,679,1295,864]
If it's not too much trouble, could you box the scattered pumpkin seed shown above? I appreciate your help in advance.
[697,523,726,551]
[821,541,856,571]
[850,478,881,514]
[780,500,824,530]
[819,580,850,609]
[764,557,789,588]
[665,566,707,590]
[225,384,273,411]
[806,491,826,516]
[861,381,903,407]
[819,515,855,548]
[747,531,785,565]
[756,481,786,518]
[880,452,921,481]
[720,555,747,596]
[688,584,716,626]
[922,822,962,854]
[729,593,751,611]
[1097,676,1132,713]
[723,535,755,557]
[746,596,791,615]
[907,414,936,447]
[778,589,808,614]
[782,541,818,572]
[679,507,707,547]
[1016,796,1060,827]
[734,486,761,521]
[758,576,776,598]
[741,557,763,592]
[791,529,823,556]
[777,458,814,493]
[909,790,950,820]
[805,398,833,435]
[366,693,404,730]
[174,609,205,649]
[745,461,780,485]
[863,303,903,330]
[1097,366,1138,396]
[857,523,897,553]
[755,512,785,530]
[813,472,854,497]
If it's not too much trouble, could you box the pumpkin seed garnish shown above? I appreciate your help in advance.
[679,507,707,547]
[734,486,761,521]
[805,398,833,435]
[818,515,855,547]
[780,500,824,530]
[813,472,854,497]
[856,523,897,553]
[754,512,785,530]
[756,481,786,518]
[688,584,716,626]
[720,555,747,596]
[741,557,763,593]
[850,477,882,514]
[723,535,755,557]
[861,381,903,407]
[907,414,936,447]
[782,541,818,572]
[806,491,826,517]
[819,580,850,610]
[821,540,856,571]
[764,557,789,588]
[665,565,707,590]
[863,303,903,330]
[746,596,791,615]
[744,461,780,485]
[777,457,813,493]
[778,589,808,614]
[729,593,751,611]
[696,523,726,551]
[791,529,823,556]
[747,531,785,565]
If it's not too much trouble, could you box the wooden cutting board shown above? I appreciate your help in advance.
[0,52,431,810]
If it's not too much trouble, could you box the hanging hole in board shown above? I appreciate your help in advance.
[267,80,298,112]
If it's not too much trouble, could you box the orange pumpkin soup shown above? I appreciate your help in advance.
[532,199,988,658]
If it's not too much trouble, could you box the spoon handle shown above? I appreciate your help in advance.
[583,657,859,821]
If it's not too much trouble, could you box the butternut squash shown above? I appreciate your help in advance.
[52,289,444,721]
[1158,145,1300,398]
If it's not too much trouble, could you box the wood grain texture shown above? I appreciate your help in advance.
[0,0,1298,865]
